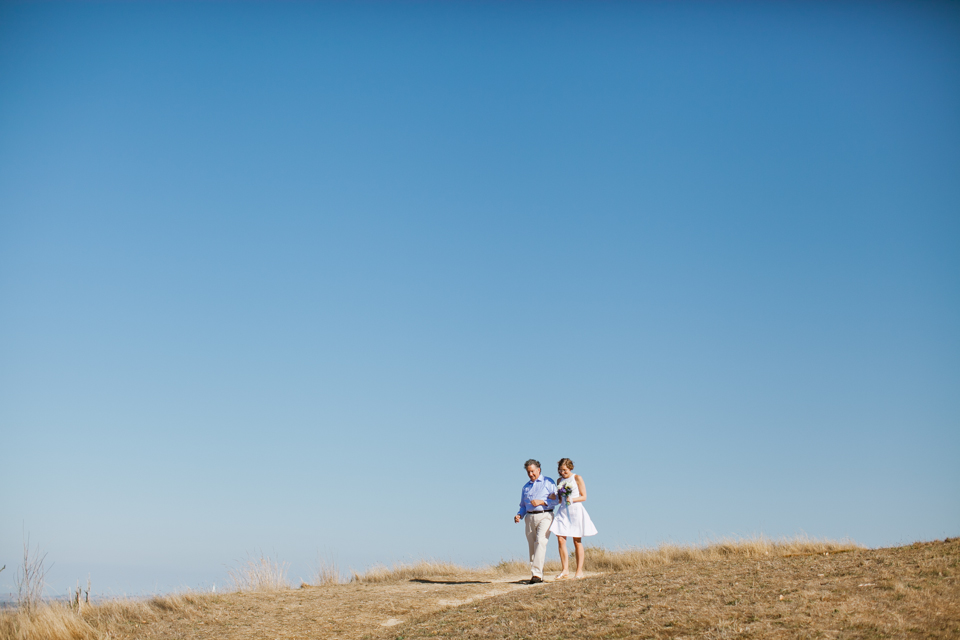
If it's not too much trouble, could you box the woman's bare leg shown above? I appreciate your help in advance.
[556,536,569,577]
[574,537,585,578]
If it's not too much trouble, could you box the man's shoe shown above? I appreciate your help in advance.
[530,576,543,584]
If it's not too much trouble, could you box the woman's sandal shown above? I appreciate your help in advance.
[556,573,569,580]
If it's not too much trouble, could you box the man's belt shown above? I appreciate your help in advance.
[527,509,553,515]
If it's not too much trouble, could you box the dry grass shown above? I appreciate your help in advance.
[82,592,206,630]
[0,593,206,640]
[351,560,471,583]
[583,535,861,572]
[387,538,960,640]
[1,537,955,640]
[458,536,860,578]
[0,604,97,640]
[310,557,343,586]
[228,553,290,592]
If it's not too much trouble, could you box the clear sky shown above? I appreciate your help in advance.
[1,1,958,597]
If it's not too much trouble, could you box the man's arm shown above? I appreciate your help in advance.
[527,480,548,508]
[517,486,528,519]
[544,478,559,509]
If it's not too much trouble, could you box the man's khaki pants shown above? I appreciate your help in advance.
[524,511,554,578]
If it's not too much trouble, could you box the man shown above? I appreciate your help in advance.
[514,458,558,583]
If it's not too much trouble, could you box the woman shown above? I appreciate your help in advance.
[548,458,598,579]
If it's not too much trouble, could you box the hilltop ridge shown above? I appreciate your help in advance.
[2,538,957,640]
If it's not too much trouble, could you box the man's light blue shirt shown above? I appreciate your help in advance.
[517,474,559,518]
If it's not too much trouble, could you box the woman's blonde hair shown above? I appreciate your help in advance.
[557,457,574,471]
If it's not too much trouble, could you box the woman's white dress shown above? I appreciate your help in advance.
[549,475,598,537]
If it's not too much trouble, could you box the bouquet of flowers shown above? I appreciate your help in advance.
[558,483,574,506]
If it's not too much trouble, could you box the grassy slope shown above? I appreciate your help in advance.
[2,539,957,640]
[380,539,960,640]
[383,539,960,640]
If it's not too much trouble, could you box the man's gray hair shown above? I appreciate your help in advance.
[524,459,541,470]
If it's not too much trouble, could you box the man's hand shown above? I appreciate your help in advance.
[514,515,522,523]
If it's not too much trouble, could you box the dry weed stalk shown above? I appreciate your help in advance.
[15,537,49,613]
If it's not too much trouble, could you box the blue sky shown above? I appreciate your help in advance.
[1,1,958,597]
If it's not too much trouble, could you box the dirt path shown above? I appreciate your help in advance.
[377,575,526,628]
[116,572,599,640]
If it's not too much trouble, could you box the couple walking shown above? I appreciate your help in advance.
[513,457,597,583]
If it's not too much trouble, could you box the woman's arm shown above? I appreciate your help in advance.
[572,474,587,503]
